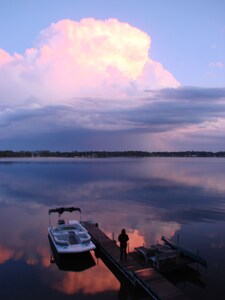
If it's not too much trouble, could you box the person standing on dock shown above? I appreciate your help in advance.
[118,229,129,261]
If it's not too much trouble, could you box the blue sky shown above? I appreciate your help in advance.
[0,0,225,151]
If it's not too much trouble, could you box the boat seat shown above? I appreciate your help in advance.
[58,219,65,225]
[56,233,68,241]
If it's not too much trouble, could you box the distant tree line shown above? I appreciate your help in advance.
[0,150,225,158]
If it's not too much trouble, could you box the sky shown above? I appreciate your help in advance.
[0,0,225,151]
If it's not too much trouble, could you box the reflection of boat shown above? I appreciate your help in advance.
[48,207,96,255]
[49,239,96,272]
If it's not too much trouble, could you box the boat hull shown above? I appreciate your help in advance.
[48,230,95,254]
[48,235,96,271]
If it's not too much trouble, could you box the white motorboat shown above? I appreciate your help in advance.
[48,207,96,254]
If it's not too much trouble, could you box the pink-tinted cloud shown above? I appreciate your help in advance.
[2,18,224,151]
[0,18,179,105]
[0,49,13,65]
[0,245,14,264]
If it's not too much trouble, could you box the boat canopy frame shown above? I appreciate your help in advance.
[49,207,81,215]
[48,207,82,226]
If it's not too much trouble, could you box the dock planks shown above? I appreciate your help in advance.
[83,221,189,300]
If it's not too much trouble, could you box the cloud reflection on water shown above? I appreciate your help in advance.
[49,262,120,295]
[0,205,121,296]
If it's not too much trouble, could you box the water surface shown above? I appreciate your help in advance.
[0,157,225,299]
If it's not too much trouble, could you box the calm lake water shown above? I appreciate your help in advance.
[0,157,225,299]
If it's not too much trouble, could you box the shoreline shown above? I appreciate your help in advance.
[0,150,225,159]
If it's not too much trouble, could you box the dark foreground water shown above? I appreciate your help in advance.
[0,157,225,299]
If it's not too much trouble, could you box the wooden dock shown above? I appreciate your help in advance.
[83,221,189,300]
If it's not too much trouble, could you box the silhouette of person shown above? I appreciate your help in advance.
[118,229,129,261]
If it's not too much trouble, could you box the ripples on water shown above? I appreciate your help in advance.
[0,157,225,299]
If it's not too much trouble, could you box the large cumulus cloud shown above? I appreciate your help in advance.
[0,18,179,105]
[1,18,224,151]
